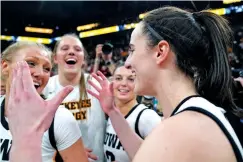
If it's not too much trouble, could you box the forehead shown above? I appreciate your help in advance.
[14,46,51,62]
[130,23,144,45]
[115,66,135,76]
[59,36,82,47]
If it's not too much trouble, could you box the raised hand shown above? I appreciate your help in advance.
[7,61,73,140]
[87,71,115,115]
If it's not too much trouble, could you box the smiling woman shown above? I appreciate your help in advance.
[42,33,106,162]
[0,41,88,162]
[1,42,52,94]
[102,64,161,162]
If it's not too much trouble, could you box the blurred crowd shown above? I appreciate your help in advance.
[1,26,243,112]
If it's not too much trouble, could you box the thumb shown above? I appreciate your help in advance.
[49,86,73,108]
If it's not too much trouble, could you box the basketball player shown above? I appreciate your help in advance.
[8,6,243,162]
[87,6,243,162]
[42,34,106,162]
[0,42,88,162]
[103,64,161,162]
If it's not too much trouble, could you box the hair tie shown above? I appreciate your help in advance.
[192,13,206,33]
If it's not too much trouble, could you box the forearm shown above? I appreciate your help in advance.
[107,63,115,74]
[10,132,43,162]
[93,58,100,73]
[108,108,143,160]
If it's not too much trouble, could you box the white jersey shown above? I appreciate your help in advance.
[43,74,106,162]
[171,95,243,161]
[104,104,161,162]
[0,96,82,162]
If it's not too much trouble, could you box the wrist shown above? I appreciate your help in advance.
[95,58,100,63]
[12,131,43,152]
[107,106,120,117]
[11,132,43,161]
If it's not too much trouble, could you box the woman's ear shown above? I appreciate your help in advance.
[1,60,10,78]
[155,40,170,65]
[53,55,58,64]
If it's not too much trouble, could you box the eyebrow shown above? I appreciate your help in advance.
[25,56,51,67]
[61,44,81,48]
[25,56,40,60]
[115,74,135,77]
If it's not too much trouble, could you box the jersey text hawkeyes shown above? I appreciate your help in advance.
[61,99,91,120]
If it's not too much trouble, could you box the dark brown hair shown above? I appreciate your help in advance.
[141,6,242,116]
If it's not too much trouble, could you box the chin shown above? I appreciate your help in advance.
[37,87,44,94]
[134,84,152,96]
[134,84,144,96]
[117,95,130,101]
[64,68,80,74]
[117,98,132,103]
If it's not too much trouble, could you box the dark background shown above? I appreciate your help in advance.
[1,1,243,50]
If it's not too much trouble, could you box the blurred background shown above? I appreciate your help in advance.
[1,1,243,111]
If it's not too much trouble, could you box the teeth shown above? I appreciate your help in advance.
[119,89,129,93]
[66,58,76,62]
[34,82,40,86]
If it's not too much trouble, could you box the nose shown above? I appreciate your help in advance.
[120,78,128,86]
[67,47,76,56]
[124,59,132,69]
[68,51,75,56]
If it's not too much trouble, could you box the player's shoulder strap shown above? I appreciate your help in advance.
[49,117,57,150]
[135,108,150,139]
[49,116,63,162]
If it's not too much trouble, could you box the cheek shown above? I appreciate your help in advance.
[55,53,65,62]
[128,83,135,93]
[42,73,50,86]
[130,83,135,90]
[112,82,120,90]
[78,52,84,61]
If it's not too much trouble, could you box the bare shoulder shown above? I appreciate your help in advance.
[133,111,236,162]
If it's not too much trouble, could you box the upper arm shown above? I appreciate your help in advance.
[59,138,88,162]
[54,107,82,151]
[54,108,88,162]
[133,111,235,162]
[138,109,161,138]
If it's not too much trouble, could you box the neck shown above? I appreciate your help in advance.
[58,70,81,87]
[115,98,138,116]
[155,71,197,118]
